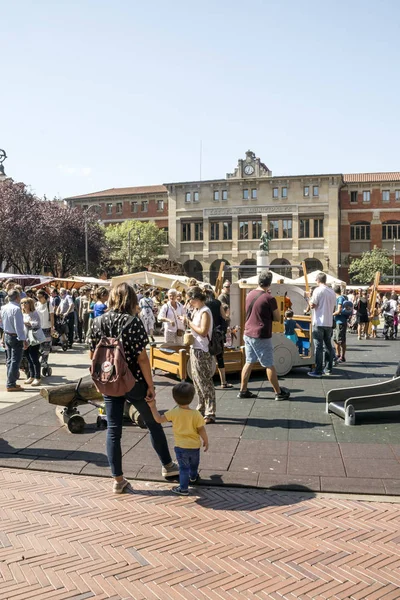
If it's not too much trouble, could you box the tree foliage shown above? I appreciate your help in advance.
[104,220,167,274]
[0,179,105,277]
[348,247,394,284]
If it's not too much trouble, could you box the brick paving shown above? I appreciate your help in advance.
[1,467,400,599]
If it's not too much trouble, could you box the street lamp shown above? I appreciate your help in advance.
[84,204,101,275]
[393,238,397,286]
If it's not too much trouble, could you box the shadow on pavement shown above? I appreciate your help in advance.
[194,484,316,511]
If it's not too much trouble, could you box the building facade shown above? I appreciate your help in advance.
[65,185,169,239]
[166,151,341,283]
[339,172,400,281]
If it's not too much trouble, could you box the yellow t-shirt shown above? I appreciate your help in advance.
[164,406,205,449]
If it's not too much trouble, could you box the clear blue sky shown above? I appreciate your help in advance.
[2,0,400,198]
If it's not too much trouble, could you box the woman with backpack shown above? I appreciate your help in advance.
[180,286,216,424]
[89,283,179,493]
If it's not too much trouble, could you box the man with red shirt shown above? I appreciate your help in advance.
[238,271,291,401]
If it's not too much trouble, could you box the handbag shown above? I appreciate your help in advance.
[28,328,46,346]
[183,330,194,346]
[207,326,224,356]
[168,304,184,337]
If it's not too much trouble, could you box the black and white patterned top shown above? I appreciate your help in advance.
[89,311,148,382]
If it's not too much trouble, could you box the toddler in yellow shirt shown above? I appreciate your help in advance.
[147,381,209,496]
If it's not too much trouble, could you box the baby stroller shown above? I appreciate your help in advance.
[53,315,69,351]
[40,336,53,377]
[348,312,358,334]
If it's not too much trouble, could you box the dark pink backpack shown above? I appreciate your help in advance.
[90,315,136,396]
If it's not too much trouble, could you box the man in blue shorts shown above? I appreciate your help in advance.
[238,271,291,401]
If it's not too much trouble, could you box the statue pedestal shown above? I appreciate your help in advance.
[257,250,269,274]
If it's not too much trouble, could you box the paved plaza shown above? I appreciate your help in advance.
[1,334,400,495]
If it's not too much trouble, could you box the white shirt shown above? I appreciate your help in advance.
[35,300,54,329]
[191,306,213,352]
[311,285,336,327]
[158,301,186,333]
[58,295,73,315]
[383,299,398,317]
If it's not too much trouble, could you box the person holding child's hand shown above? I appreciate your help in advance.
[147,382,209,496]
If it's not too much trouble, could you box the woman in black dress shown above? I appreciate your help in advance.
[354,290,370,339]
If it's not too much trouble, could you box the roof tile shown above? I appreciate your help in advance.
[344,172,400,183]
[66,185,167,200]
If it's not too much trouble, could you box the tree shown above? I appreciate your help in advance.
[348,247,394,284]
[0,179,106,277]
[104,220,167,274]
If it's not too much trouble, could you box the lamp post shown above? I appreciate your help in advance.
[393,238,397,286]
[84,204,101,275]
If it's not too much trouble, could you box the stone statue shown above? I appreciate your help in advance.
[0,149,7,176]
[259,229,270,253]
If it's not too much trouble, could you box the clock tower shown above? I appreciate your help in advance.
[227,150,272,179]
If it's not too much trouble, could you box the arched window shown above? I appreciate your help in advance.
[350,221,370,241]
[382,220,400,240]
[239,259,257,279]
[209,259,231,285]
[183,260,203,281]
[270,258,292,279]
[303,258,323,274]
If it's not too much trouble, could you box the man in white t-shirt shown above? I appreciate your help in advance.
[307,273,337,378]
[158,289,186,345]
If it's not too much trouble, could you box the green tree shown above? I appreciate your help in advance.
[348,246,393,284]
[104,220,167,274]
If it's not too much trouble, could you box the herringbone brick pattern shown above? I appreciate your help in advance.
[1,468,400,599]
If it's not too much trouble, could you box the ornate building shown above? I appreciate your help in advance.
[165,151,342,283]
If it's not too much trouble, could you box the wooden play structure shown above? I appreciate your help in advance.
[150,261,315,381]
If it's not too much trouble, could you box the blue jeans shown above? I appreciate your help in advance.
[5,334,24,388]
[313,326,333,375]
[103,381,172,478]
[175,447,200,491]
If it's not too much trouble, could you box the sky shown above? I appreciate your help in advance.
[1,0,400,199]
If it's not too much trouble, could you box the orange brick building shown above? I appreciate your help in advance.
[340,172,400,281]
[65,185,169,240]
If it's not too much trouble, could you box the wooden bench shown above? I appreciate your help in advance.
[326,376,400,425]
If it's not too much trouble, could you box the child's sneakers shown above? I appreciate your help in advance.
[172,486,189,496]
[189,474,199,484]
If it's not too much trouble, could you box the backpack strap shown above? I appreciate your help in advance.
[245,291,265,321]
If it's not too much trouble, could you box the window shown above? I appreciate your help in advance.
[363,191,371,203]
[193,191,199,202]
[304,186,309,197]
[252,220,262,239]
[210,222,220,240]
[182,223,191,241]
[299,218,310,238]
[243,189,249,200]
[185,192,191,203]
[396,190,400,202]
[272,187,279,198]
[382,221,400,240]
[213,190,219,201]
[382,190,390,202]
[106,203,112,214]
[351,223,370,240]
[157,199,164,211]
[131,201,138,213]
[141,201,148,212]
[223,221,232,240]
[194,222,203,241]
[83,204,88,211]
[239,221,249,240]
[282,187,288,198]
[161,227,169,244]
[313,185,319,197]
[314,219,324,238]
[251,188,257,199]
[222,190,228,201]
[282,219,292,238]
[116,202,122,214]
[269,220,279,239]
[350,191,358,203]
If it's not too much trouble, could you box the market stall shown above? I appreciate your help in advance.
[111,271,193,291]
